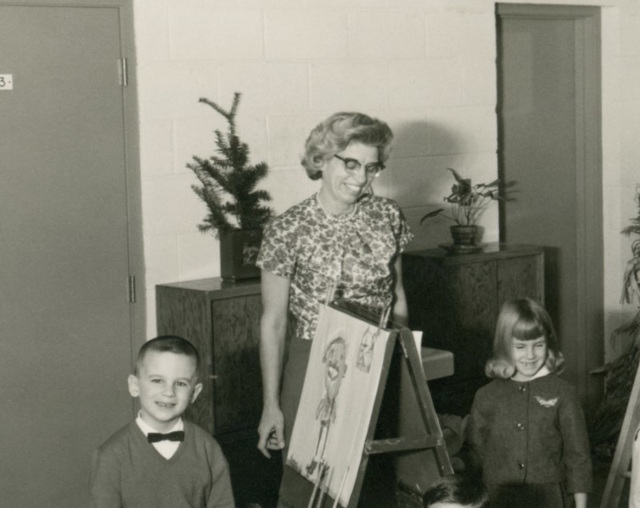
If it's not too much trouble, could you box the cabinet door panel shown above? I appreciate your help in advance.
[448,262,497,381]
[498,255,544,305]
[212,295,263,434]
[156,287,216,433]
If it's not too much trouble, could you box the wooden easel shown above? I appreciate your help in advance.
[600,358,640,508]
[282,301,453,508]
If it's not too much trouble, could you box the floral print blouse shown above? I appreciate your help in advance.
[256,193,413,341]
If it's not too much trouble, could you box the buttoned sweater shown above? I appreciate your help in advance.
[468,374,592,494]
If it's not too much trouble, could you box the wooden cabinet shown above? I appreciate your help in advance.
[156,278,280,508]
[402,243,544,416]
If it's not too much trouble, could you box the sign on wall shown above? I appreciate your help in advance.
[0,74,14,90]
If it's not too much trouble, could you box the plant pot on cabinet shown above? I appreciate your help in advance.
[450,225,479,246]
[220,229,262,281]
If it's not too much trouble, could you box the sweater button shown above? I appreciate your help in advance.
[516,423,525,431]
[518,462,525,469]
[519,385,526,392]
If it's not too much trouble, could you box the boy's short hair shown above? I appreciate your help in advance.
[134,335,200,378]
[423,474,488,507]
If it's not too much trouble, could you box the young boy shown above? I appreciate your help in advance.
[90,335,235,508]
[423,474,488,508]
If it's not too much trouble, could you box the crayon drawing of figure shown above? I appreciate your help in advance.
[356,329,376,373]
[306,336,347,475]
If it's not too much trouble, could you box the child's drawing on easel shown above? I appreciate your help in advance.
[306,336,348,476]
[286,304,392,507]
[356,328,376,373]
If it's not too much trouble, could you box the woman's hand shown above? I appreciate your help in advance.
[257,403,285,458]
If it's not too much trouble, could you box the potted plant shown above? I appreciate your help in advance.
[590,185,640,458]
[420,168,501,249]
[187,92,273,281]
[620,187,640,307]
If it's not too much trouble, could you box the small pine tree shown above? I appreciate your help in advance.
[188,92,273,237]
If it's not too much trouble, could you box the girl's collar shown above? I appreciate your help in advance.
[512,365,551,382]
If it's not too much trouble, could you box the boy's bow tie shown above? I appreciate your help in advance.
[147,431,185,443]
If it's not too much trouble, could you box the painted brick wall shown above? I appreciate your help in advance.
[134,0,640,361]
[605,3,640,359]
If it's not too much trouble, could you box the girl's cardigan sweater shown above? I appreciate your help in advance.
[468,374,592,493]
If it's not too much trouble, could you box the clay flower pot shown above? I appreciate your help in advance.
[450,225,479,246]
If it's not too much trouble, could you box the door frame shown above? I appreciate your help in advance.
[1,0,145,354]
[496,3,603,414]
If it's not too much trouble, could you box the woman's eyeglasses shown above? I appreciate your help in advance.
[333,154,385,178]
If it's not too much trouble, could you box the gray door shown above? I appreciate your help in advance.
[497,4,603,415]
[0,4,139,506]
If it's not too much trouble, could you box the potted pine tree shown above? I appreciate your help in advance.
[187,92,273,281]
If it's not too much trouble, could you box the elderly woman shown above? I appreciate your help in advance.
[255,112,413,504]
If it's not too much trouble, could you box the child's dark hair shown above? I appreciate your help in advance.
[423,474,488,507]
[485,298,565,379]
[134,335,200,377]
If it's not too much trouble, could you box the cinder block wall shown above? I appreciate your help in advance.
[134,0,640,362]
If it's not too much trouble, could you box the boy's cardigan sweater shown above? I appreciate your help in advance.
[468,374,592,494]
[90,420,235,508]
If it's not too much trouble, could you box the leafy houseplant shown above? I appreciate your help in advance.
[188,92,273,280]
[620,186,640,309]
[420,168,501,248]
[590,185,640,458]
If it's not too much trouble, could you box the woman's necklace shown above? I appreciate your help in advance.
[316,192,358,218]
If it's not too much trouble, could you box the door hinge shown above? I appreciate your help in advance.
[128,275,136,303]
[119,58,128,87]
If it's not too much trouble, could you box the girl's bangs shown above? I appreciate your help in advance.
[512,317,546,341]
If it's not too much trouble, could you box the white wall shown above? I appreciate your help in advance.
[134,0,640,361]
[602,3,640,360]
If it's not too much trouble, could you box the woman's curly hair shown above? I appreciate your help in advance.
[301,112,393,180]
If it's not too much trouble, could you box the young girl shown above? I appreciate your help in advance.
[467,298,592,508]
